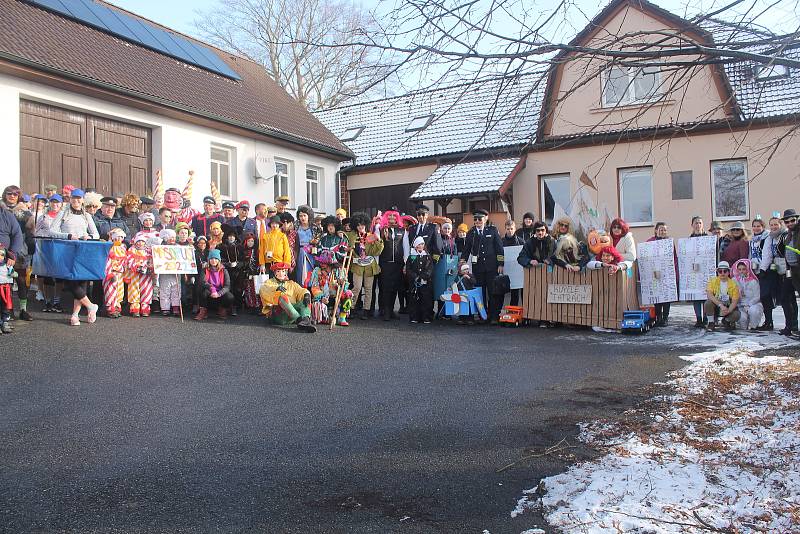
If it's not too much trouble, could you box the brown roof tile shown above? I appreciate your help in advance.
[0,0,352,158]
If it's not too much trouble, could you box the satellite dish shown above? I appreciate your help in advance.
[255,153,275,180]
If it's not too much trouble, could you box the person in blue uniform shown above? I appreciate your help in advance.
[403,205,443,261]
[459,209,504,324]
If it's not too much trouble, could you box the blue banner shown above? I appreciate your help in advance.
[33,239,112,281]
[433,254,460,300]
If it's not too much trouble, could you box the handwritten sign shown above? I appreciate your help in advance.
[678,236,717,301]
[152,245,197,274]
[547,284,592,304]
[638,239,678,304]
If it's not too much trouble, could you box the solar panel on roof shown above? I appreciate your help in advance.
[23,0,241,81]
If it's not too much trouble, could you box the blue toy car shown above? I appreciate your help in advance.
[621,310,655,333]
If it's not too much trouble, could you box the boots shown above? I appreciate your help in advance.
[217,307,228,319]
[193,307,208,321]
[172,306,180,316]
[296,316,316,333]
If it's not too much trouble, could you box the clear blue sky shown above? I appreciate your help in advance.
[107,0,219,36]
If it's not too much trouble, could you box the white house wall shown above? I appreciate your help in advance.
[0,73,340,214]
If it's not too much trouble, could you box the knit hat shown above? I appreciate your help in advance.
[138,212,155,224]
[133,233,148,244]
[175,222,191,235]
[270,262,290,272]
[208,249,221,261]
[108,227,126,241]
[412,236,426,248]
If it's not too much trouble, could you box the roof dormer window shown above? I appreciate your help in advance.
[340,126,365,141]
[756,63,789,80]
[602,65,661,108]
[405,114,435,132]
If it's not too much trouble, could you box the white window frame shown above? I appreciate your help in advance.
[618,167,654,227]
[602,64,662,108]
[274,158,292,203]
[711,159,749,222]
[540,173,571,227]
[210,144,234,199]
[340,126,365,141]
[305,166,321,211]
[405,114,435,132]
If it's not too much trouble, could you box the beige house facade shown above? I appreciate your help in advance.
[318,0,799,240]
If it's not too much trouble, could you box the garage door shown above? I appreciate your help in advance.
[20,100,151,196]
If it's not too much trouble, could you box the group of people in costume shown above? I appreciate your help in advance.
[1,180,799,337]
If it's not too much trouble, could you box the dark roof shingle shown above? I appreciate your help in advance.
[0,0,351,157]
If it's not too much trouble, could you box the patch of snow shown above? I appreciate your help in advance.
[514,330,800,533]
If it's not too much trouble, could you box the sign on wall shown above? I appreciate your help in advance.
[152,245,197,274]
[637,239,678,304]
[547,284,592,304]
[677,236,717,301]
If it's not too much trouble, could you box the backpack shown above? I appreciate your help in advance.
[491,274,510,295]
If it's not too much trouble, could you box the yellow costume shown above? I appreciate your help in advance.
[258,228,291,267]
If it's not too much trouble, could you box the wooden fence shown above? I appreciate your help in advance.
[522,265,640,329]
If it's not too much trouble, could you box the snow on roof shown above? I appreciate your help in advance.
[315,73,546,167]
[724,45,800,120]
[410,157,522,199]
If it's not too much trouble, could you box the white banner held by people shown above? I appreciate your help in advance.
[677,236,717,301]
[504,245,524,290]
[152,245,198,274]
[637,239,678,305]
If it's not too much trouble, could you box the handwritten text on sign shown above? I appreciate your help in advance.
[152,245,197,274]
[547,284,592,304]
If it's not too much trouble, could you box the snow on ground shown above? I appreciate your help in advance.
[513,313,800,533]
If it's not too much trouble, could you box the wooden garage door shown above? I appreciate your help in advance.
[348,182,422,218]
[20,100,151,196]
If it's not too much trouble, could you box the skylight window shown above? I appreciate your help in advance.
[340,126,365,141]
[756,63,789,80]
[405,114,435,132]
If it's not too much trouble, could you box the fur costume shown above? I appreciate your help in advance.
[125,237,154,316]
[103,229,127,317]
[319,216,348,265]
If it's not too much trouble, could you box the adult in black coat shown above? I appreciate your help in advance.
[515,212,537,242]
[403,205,443,261]
[94,197,130,242]
[378,212,405,321]
[459,209,504,322]
[517,221,556,267]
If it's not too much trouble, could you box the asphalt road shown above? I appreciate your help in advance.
[1,310,690,533]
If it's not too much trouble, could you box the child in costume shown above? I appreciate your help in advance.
[103,228,127,318]
[208,221,224,250]
[192,235,209,313]
[0,245,18,333]
[258,262,316,332]
[157,228,183,316]
[220,227,244,316]
[733,258,764,330]
[241,232,262,312]
[349,212,384,320]
[454,263,477,325]
[258,215,291,272]
[305,257,333,324]
[405,236,434,324]
[125,234,154,317]
[587,245,625,274]
[319,216,348,265]
[175,222,194,311]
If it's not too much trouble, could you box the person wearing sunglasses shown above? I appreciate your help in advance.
[721,221,750,265]
[704,261,741,331]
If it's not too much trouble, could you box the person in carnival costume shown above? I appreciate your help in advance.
[732,258,764,330]
[125,233,154,317]
[220,225,244,316]
[103,227,127,318]
[194,248,233,320]
[156,228,184,317]
[378,209,405,320]
[0,244,18,333]
[348,212,383,320]
[293,205,317,285]
[258,215,291,272]
[405,236,434,324]
[241,232,262,312]
[208,220,224,250]
[279,212,297,272]
[259,262,316,332]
